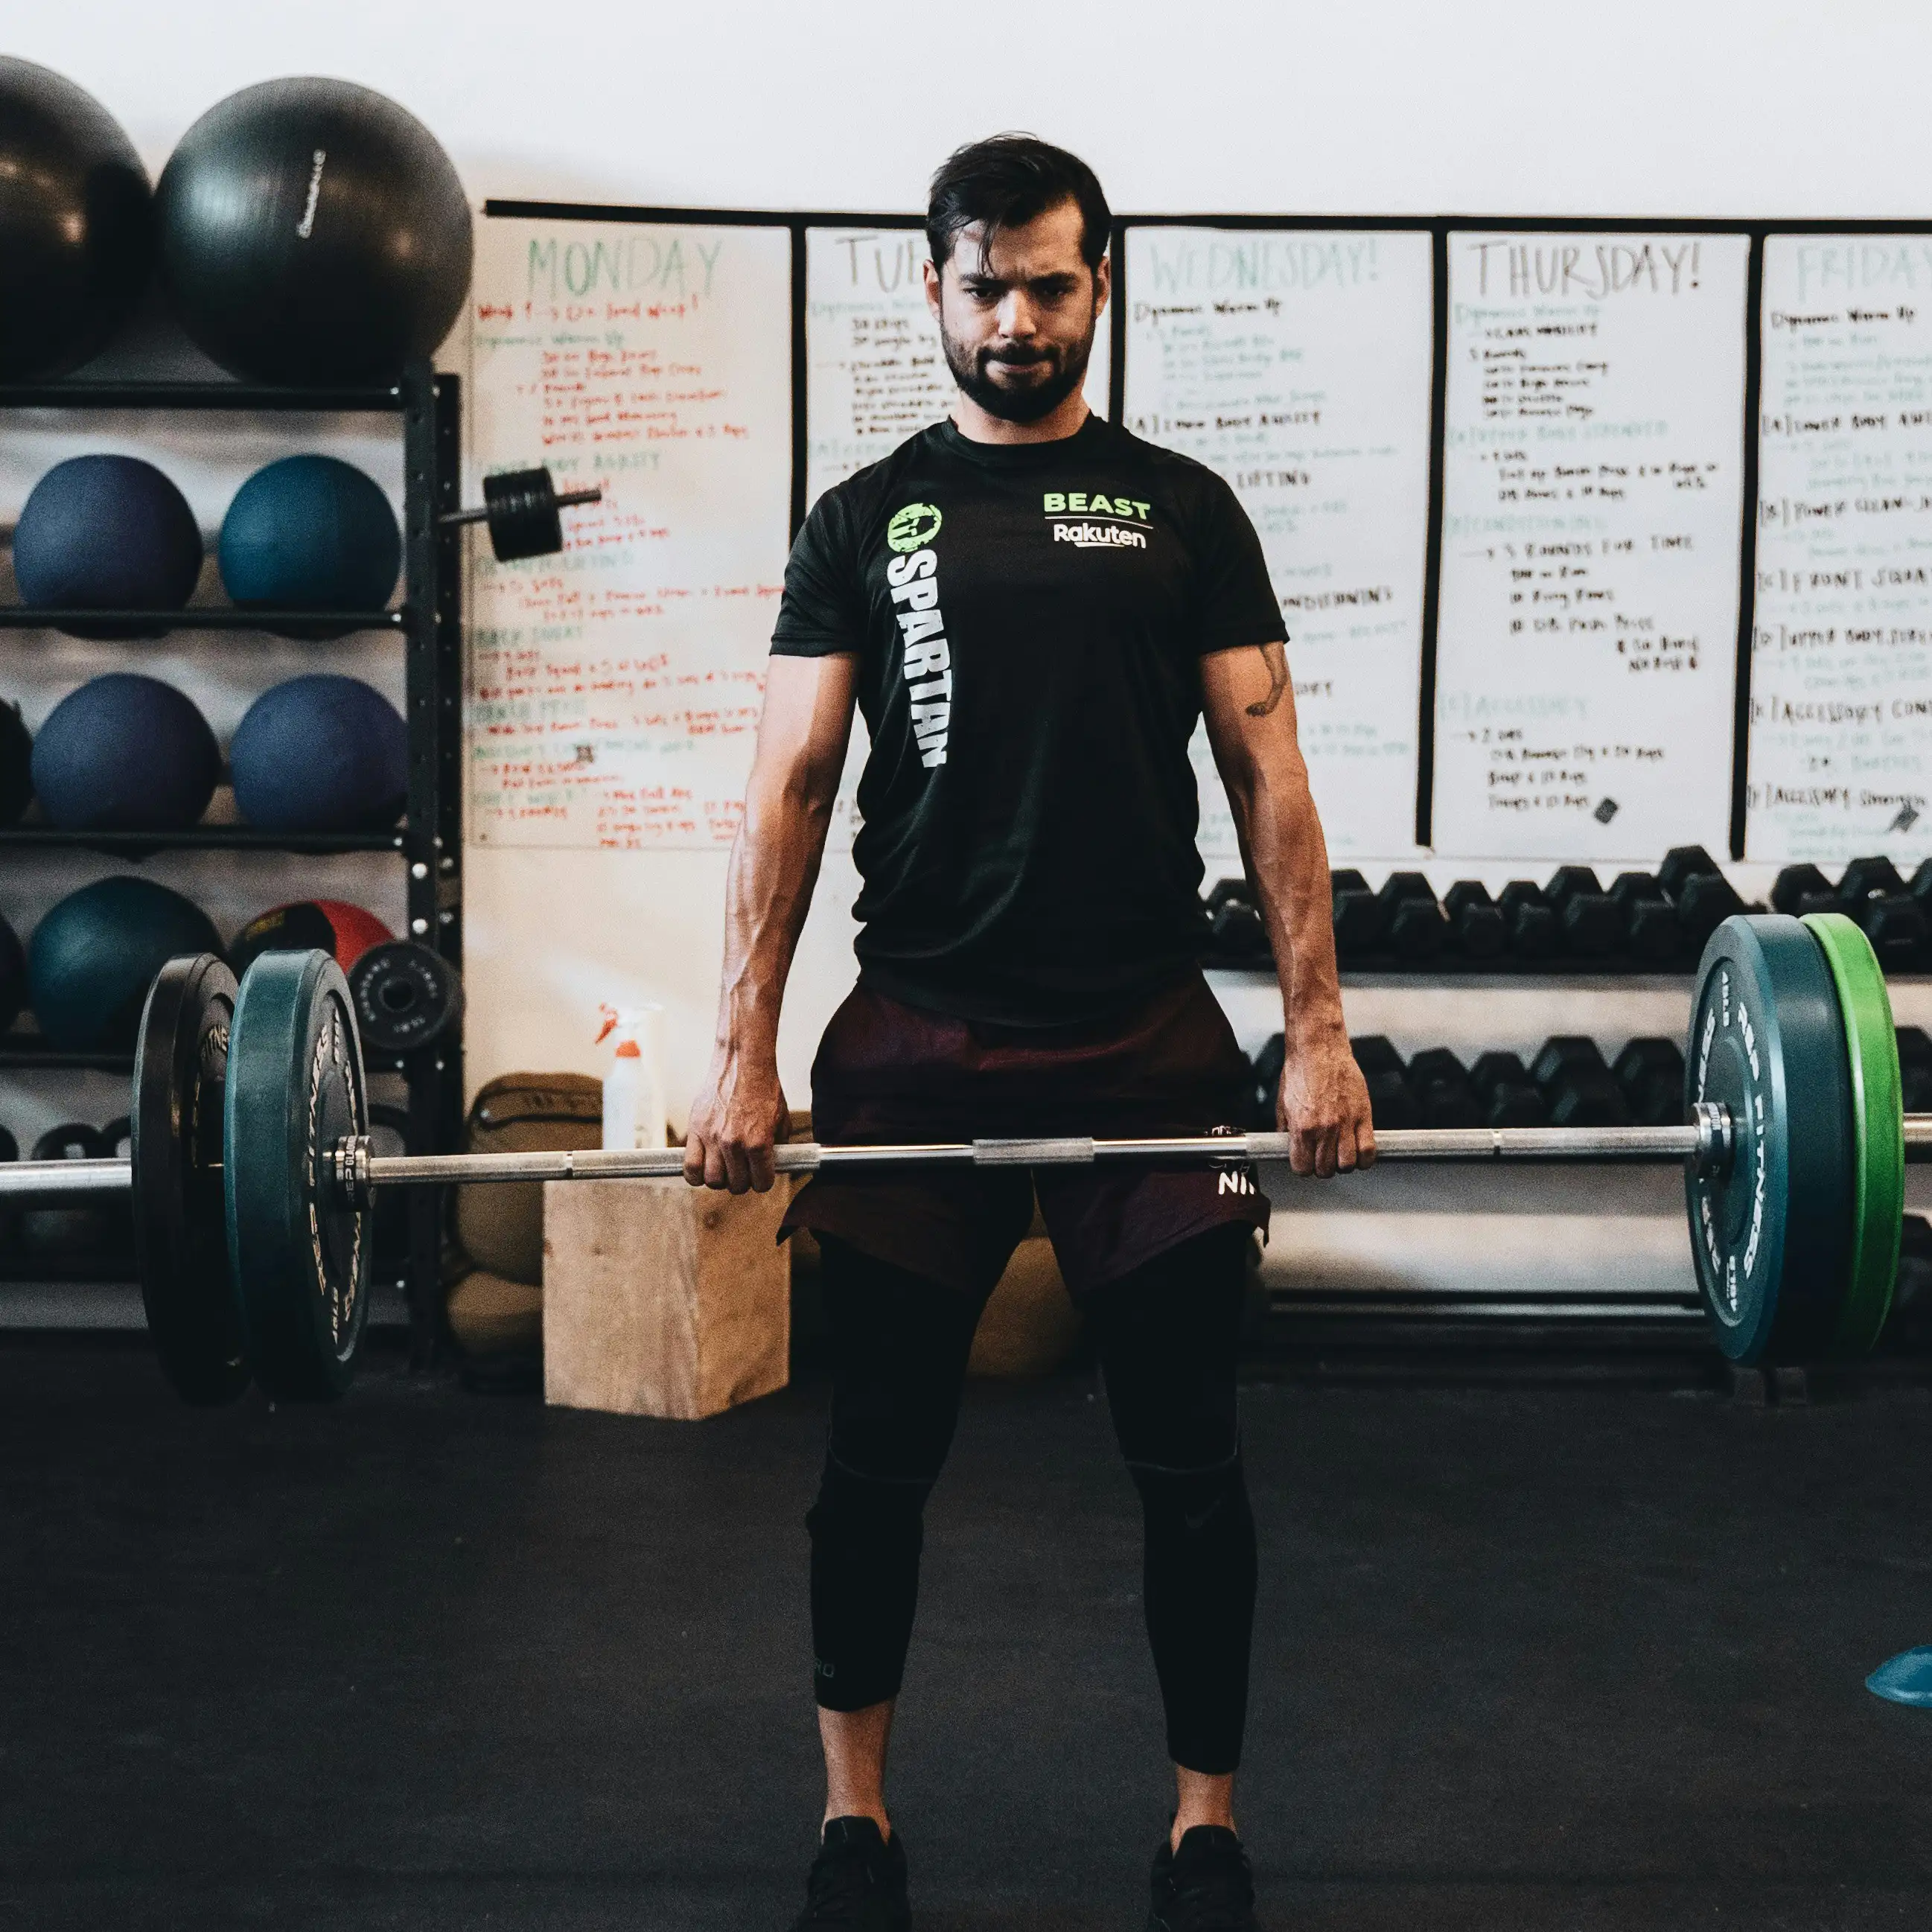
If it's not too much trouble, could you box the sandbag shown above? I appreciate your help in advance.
[445,1267,542,1357]
[452,1072,602,1287]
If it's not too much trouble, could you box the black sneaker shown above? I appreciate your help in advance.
[1147,1824,1257,1931]
[790,1816,911,1931]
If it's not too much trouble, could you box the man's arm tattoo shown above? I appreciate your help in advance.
[1246,641,1289,718]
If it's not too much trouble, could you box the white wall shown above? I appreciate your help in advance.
[12,0,1932,1122]
[15,1,1932,220]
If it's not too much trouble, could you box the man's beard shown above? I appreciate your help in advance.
[940,310,1096,424]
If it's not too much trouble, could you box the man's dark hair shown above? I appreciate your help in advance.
[926,133,1111,276]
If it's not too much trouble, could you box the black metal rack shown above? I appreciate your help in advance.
[0,363,465,1351]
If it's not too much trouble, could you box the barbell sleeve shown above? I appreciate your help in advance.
[0,1157,136,1199]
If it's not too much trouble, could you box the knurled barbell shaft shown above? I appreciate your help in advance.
[349,1113,1744,1192]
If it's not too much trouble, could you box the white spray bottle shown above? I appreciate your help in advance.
[596,1004,666,1152]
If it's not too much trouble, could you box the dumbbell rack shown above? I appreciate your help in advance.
[0,362,463,1357]
[1214,940,1932,1365]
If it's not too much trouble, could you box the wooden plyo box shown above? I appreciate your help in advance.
[542,1177,792,1420]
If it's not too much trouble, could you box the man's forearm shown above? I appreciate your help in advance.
[712,771,835,1061]
[1229,753,1348,1045]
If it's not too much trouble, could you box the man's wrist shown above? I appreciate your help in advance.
[1284,1003,1349,1051]
[712,1031,780,1066]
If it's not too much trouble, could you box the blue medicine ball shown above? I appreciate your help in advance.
[229,675,407,832]
[218,455,402,628]
[32,675,220,832]
[13,454,202,637]
[28,876,222,1051]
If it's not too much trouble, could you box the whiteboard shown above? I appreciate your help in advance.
[1747,236,1932,862]
[803,223,1110,511]
[1120,226,1435,860]
[1432,232,1750,861]
[466,216,792,849]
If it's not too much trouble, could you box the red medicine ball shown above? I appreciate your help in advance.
[231,900,393,978]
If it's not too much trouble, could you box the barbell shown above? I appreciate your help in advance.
[1,913,1926,1405]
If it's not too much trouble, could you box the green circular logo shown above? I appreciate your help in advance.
[886,502,943,553]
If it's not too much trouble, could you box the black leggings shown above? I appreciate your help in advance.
[806,1224,1256,1775]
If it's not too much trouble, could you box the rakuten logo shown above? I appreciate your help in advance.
[1052,522,1148,549]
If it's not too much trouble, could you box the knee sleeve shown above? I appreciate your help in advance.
[807,1454,934,1711]
[1130,1451,1257,1776]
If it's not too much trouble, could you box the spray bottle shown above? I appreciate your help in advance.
[596,1004,667,1152]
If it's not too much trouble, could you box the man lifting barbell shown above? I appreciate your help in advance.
[681,134,1371,1932]
[0,140,1921,1932]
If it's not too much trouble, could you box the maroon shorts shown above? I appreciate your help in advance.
[780,972,1270,1298]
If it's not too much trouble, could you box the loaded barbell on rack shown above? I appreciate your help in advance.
[439,466,603,563]
[1,914,1926,1405]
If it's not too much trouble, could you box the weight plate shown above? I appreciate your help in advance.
[132,954,246,1404]
[1802,911,1904,1354]
[1684,914,1854,1364]
[348,940,464,1056]
[225,949,370,1400]
[482,467,564,562]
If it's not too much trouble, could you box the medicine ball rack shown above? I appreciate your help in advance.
[0,361,462,1354]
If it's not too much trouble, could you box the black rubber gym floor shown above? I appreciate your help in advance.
[2,1339,1930,1931]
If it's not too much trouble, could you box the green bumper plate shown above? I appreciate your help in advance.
[1686,914,1854,1364]
[1802,912,1904,1354]
[132,953,247,1406]
[225,949,371,1400]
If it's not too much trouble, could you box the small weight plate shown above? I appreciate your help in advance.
[1802,911,1904,1354]
[225,949,370,1400]
[483,467,564,562]
[1685,914,1854,1364]
[131,954,246,1405]
[348,941,464,1056]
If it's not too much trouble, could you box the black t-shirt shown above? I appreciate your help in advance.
[771,413,1284,1025]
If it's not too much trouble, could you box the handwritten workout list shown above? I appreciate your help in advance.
[1121,227,1434,859]
[1432,232,1749,861]
[804,225,1110,511]
[1747,237,1932,863]
[466,217,791,848]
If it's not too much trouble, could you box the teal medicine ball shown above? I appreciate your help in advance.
[218,454,402,628]
[28,876,222,1052]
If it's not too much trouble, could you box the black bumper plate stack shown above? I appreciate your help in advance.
[131,954,246,1405]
